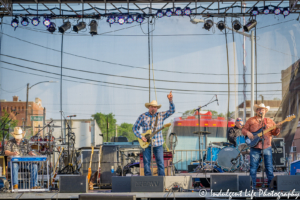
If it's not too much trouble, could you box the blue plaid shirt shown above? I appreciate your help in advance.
[133,101,175,147]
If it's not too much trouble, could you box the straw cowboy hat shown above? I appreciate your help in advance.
[10,127,24,139]
[145,100,161,109]
[253,103,270,113]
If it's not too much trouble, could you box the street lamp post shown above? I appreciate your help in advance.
[24,81,57,130]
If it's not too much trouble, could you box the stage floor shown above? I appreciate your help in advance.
[177,171,288,177]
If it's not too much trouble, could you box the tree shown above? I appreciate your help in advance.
[117,123,136,142]
[181,110,195,118]
[92,112,117,142]
[0,111,18,142]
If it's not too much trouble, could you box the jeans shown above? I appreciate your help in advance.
[9,162,38,188]
[250,147,274,188]
[143,145,165,176]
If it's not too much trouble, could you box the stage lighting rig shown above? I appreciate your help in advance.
[73,21,86,32]
[274,7,281,15]
[251,7,259,16]
[136,15,144,23]
[184,7,191,16]
[156,10,164,18]
[118,16,125,25]
[166,9,173,17]
[203,19,213,31]
[11,17,19,28]
[263,6,270,14]
[232,20,242,31]
[89,20,98,35]
[31,17,40,26]
[216,21,225,31]
[21,17,29,26]
[243,19,257,32]
[47,22,56,33]
[127,15,134,23]
[43,17,51,27]
[283,8,290,16]
[175,7,182,16]
[59,21,71,34]
[107,16,115,24]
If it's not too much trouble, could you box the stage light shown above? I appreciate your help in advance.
[243,19,257,32]
[283,8,290,16]
[58,21,71,34]
[203,19,213,31]
[43,18,51,27]
[251,7,259,16]
[73,21,86,32]
[21,17,29,26]
[127,15,134,23]
[118,16,125,25]
[184,7,191,16]
[166,9,173,17]
[47,22,56,33]
[217,21,225,31]
[263,6,270,14]
[156,10,164,18]
[232,20,242,31]
[175,7,182,16]
[89,20,98,35]
[107,15,115,24]
[136,15,144,23]
[31,17,40,26]
[11,17,18,28]
[274,7,281,15]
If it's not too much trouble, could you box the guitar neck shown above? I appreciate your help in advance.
[257,120,285,137]
[149,126,165,138]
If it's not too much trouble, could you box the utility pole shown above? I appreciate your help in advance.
[107,116,109,142]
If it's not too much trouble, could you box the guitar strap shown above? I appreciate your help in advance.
[153,115,158,133]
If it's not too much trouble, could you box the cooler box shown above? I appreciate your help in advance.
[290,160,300,175]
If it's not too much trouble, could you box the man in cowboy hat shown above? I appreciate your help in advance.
[242,103,281,189]
[133,91,175,176]
[5,127,38,189]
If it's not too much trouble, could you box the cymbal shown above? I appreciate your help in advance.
[193,131,211,135]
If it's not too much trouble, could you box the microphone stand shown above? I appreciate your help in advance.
[261,115,265,188]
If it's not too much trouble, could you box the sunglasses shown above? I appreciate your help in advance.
[236,119,242,122]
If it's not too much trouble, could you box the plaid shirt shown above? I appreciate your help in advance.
[133,101,175,147]
[5,138,32,156]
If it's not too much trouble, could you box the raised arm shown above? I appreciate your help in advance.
[162,101,175,120]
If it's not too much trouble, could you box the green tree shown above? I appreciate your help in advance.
[0,111,18,142]
[117,123,136,142]
[92,112,117,142]
[181,109,195,118]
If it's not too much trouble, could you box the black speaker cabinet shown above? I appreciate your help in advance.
[131,176,164,192]
[59,175,88,193]
[270,175,300,191]
[239,175,252,191]
[210,175,239,192]
[79,194,136,200]
[112,176,131,192]
[102,146,119,163]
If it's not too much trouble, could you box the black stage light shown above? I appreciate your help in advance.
[59,21,71,34]
[263,6,270,14]
[251,7,259,16]
[203,19,213,31]
[243,19,257,32]
[11,17,19,28]
[216,21,225,31]
[21,17,29,26]
[232,20,242,31]
[47,22,56,33]
[32,17,40,26]
[89,20,98,35]
[73,21,86,32]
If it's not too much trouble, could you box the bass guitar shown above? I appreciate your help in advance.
[138,123,171,148]
[245,115,295,148]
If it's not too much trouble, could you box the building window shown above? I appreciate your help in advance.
[297,153,300,160]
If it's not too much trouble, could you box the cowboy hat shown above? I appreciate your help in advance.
[10,127,24,139]
[145,100,161,109]
[253,103,270,113]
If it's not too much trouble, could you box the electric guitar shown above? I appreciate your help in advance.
[138,123,172,148]
[87,146,94,183]
[245,115,295,148]
[97,145,102,185]
[51,147,64,187]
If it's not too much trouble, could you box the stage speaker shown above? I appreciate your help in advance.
[238,175,252,191]
[270,175,300,191]
[102,146,118,163]
[164,176,192,190]
[188,165,197,172]
[79,194,136,200]
[100,163,117,187]
[112,176,131,192]
[59,176,88,193]
[131,176,164,192]
[210,175,239,192]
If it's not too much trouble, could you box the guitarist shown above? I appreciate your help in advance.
[133,91,175,176]
[242,103,281,189]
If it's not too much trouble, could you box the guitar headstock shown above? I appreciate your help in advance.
[164,123,172,128]
[284,114,296,122]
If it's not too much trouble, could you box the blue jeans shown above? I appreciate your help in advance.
[9,162,38,188]
[143,145,165,176]
[250,147,274,188]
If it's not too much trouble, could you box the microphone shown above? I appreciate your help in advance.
[67,115,77,117]
[216,95,219,106]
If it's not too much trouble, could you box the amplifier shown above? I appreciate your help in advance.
[271,138,285,167]
[164,176,192,190]
[80,148,100,176]
[59,175,88,193]
[210,175,239,192]
[131,176,164,192]
[270,175,300,191]
[238,176,252,191]
[112,176,132,192]
[79,194,136,200]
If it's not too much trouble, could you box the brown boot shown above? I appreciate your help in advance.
[13,184,18,189]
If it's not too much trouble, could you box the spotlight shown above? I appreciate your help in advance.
[274,7,281,15]
[136,15,144,23]
[118,16,125,25]
[127,15,134,23]
[47,22,56,33]
[243,19,257,32]
[43,18,51,27]
[251,7,259,16]
[175,7,182,16]
[263,6,270,14]
[73,21,86,32]
[232,20,242,31]
[107,15,115,24]
[11,17,18,28]
[203,19,213,31]
[184,7,191,16]
[166,9,173,17]
[216,21,225,31]
[283,8,290,16]
[89,20,98,35]
[58,21,71,34]
[156,10,164,18]
[21,17,29,26]
[31,17,40,26]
